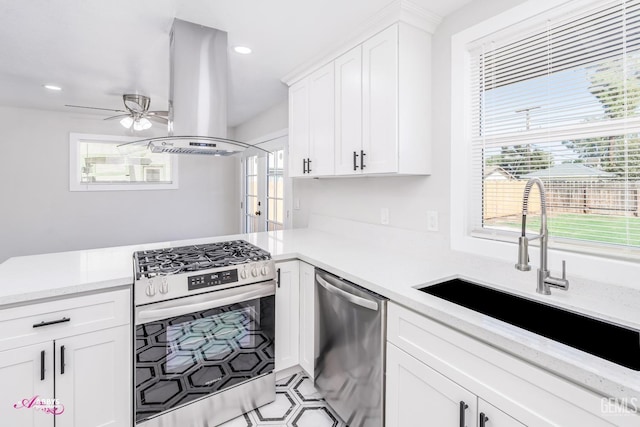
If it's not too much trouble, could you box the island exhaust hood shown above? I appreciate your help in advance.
[120,19,266,156]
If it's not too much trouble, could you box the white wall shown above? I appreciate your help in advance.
[291,0,525,239]
[232,100,288,143]
[0,105,239,263]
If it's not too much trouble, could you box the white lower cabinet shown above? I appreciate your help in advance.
[0,343,53,427]
[478,399,526,427]
[387,302,638,427]
[0,289,131,427]
[55,325,130,427]
[298,261,315,378]
[387,343,527,427]
[274,260,300,371]
[386,343,477,426]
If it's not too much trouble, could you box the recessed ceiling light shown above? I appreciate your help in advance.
[233,46,252,55]
[43,84,62,91]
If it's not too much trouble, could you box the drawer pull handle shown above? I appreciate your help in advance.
[33,317,70,328]
[60,345,66,375]
[40,350,45,381]
[480,412,489,427]
[459,401,468,427]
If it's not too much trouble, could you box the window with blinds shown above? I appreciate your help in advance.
[471,0,640,251]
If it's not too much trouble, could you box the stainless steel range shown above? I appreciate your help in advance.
[133,240,276,427]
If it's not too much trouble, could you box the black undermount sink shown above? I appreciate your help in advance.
[418,278,640,371]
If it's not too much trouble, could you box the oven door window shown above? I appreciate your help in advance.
[135,295,275,423]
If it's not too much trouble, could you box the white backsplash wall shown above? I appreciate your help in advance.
[0,105,239,263]
[292,176,448,242]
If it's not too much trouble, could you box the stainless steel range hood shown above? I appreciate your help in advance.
[120,19,266,156]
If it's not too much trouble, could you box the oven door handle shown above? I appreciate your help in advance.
[137,284,274,323]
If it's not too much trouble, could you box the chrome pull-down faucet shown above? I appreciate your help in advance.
[514,178,569,295]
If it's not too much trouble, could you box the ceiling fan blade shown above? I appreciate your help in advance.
[147,110,169,117]
[65,104,126,113]
[104,114,131,121]
[148,115,168,124]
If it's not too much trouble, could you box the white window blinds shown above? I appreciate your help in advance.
[471,0,640,251]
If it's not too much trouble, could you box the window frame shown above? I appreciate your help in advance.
[69,132,179,192]
[451,0,640,286]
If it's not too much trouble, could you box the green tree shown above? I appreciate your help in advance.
[486,144,554,178]
[562,57,640,177]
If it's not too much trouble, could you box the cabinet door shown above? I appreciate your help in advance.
[55,325,130,427]
[334,45,363,175]
[362,25,398,174]
[308,62,335,176]
[275,261,300,372]
[478,399,526,427]
[0,343,54,427]
[298,262,315,377]
[386,343,477,427]
[289,80,310,178]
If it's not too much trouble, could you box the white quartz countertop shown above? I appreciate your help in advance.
[1,227,638,404]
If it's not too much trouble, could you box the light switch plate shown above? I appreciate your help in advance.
[380,208,389,225]
[427,210,438,231]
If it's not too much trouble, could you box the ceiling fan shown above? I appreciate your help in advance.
[66,94,168,131]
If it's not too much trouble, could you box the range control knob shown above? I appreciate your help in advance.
[159,279,169,294]
[251,267,259,278]
[145,284,156,297]
[240,269,248,280]
[261,265,269,276]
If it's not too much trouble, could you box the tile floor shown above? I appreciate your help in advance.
[219,372,347,427]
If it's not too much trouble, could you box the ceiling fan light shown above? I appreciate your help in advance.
[120,116,134,128]
[234,46,252,54]
[134,118,152,131]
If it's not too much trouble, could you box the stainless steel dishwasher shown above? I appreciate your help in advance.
[315,268,387,427]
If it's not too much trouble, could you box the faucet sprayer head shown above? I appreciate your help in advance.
[515,235,531,271]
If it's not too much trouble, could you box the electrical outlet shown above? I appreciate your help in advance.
[380,208,389,225]
[427,210,438,231]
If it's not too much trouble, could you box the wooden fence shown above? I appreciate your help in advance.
[484,181,640,220]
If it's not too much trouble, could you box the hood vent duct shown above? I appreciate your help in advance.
[119,19,267,156]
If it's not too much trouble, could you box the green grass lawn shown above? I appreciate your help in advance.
[487,213,640,246]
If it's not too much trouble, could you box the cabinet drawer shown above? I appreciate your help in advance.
[0,288,130,351]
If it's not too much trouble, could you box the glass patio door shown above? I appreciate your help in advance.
[241,135,288,233]
[244,155,265,233]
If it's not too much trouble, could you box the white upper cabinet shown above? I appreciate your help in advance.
[361,25,399,174]
[334,45,363,174]
[288,21,432,177]
[288,63,335,178]
[289,82,310,177]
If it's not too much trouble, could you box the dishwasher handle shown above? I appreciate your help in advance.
[316,275,378,311]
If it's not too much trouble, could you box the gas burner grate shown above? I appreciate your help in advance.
[134,240,271,279]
